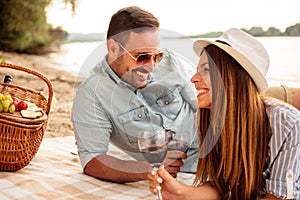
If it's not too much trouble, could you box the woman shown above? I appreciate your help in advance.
[148,28,300,199]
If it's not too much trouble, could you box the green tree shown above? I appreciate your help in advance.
[265,27,282,36]
[284,23,300,36]
[0,0,76,54]
[245,27,265,37]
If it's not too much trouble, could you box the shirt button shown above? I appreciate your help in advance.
[138,114,142,118]
[164,101,169,105]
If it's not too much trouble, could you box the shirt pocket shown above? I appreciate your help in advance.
[118,106,149,144]
[156,85,182,119]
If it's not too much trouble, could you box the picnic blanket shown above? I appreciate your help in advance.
[0,136,195,200]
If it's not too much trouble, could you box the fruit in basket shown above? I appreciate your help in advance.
[3,106,9,112]
[13,100,19,110]
[0,93,41,115]
[3,94,13,104]
[12,97,19,103]
[9,104,16,113]
[1,99,11,112]
[0,93,14,113]
[2,99,10,109]
[0,93,19,113]
[18,101,28,110]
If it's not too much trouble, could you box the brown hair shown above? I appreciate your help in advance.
[106,6,160,44]
[195,45,272,199]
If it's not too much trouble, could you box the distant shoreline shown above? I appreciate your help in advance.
[66,31,300,43]
[65,23,300,42]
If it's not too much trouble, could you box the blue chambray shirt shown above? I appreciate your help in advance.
[71,50,199,173]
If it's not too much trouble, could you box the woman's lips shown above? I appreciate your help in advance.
[197,88,209,95]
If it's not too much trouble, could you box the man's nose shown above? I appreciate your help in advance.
[142,61,155,72]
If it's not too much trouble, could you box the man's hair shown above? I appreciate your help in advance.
[106,6,160,43]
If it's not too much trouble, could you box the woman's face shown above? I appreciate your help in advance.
[190,51,212,109]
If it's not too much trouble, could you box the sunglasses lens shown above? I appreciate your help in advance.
[137,54,152,63]
[154,52,164,63]
[136,52,164,64]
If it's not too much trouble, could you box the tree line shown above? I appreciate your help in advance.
[189,23,300,38]
[242,23,300,37]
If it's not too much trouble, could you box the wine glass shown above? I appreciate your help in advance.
[138,128,168,200]
[167,131,194,155]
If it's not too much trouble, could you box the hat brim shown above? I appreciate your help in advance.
[193,40,268,93]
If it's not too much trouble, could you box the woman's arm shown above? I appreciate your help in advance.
[148,167,221,200]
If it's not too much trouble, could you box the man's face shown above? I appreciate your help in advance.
[113,30,161,89]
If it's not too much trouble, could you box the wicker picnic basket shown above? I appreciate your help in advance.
[0,63,53,171]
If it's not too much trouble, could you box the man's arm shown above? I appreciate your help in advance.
[84,150,187,183]
[290,87,300,110]
[265,85,300,110]
[84,154,149,183]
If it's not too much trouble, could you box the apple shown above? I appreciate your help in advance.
[13,101,19,110]
[12,97,19,110]
[18,101,28,110]
[12,97,19,102]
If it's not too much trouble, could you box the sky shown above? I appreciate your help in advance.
[46,0,300,36]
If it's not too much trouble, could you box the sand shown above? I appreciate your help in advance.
[1,51,76,138]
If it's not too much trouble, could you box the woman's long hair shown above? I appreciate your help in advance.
[194,45,272,199]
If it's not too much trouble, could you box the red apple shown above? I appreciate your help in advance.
[12,97,19,110]
[13,100,19,110]
[12,97,19,102]
[18,101,28,110]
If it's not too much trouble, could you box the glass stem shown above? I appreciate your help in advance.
[151,165,163,200]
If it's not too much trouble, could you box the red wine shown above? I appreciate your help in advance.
[141,145,167,164]
[168,140,189,153]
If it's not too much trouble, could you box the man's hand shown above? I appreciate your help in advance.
[163,150,187,178]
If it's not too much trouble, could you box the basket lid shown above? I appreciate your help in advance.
[0,110,47,125]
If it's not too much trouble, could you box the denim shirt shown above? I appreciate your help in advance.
[72,50,199,172]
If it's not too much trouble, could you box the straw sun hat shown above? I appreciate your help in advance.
[193,28,270,93]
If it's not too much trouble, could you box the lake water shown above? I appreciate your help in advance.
[33,37,300,87]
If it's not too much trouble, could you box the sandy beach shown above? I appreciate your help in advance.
[1,51,76,138]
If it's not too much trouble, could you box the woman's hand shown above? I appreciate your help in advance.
[148,166,185,200]
[148,167,222,200]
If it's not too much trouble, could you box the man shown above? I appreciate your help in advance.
[72,6,198,183]
[72,6,300,183]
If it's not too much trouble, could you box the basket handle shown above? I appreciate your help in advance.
[0,63,53,115]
